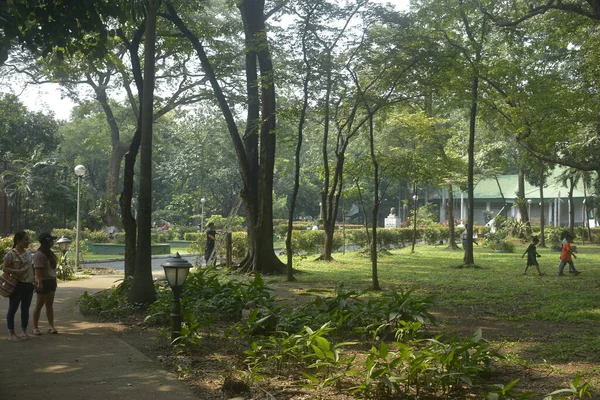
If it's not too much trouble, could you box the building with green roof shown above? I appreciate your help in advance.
[433,168,596,227]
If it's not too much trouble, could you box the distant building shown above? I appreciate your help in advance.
[433,169,596,227]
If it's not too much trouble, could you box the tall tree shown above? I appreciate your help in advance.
[164,0,285,273]
[129,0,160,304]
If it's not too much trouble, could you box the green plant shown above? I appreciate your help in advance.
[77,277,139,319]
[56,249,75,280]
[0,236,13,258]
[487,379,536,399]
[486,229,515,252]
[543,376,593,399]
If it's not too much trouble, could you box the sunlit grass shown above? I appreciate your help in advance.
[267,241,600,370]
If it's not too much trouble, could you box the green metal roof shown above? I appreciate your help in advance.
[470,168,594,202]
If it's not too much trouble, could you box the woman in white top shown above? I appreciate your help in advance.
[3,231,34,341]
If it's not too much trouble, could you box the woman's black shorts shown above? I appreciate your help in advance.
[37,279,57,294]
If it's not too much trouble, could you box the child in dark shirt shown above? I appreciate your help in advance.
[522,237,542,276]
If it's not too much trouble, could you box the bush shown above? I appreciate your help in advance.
[544,226,564,250]
[189,231,248,264]
[184,232,202,241]
[86,230,111,244]
[0,236,13,260]
[51,228,76,241]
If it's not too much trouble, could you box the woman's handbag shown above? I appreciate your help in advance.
[0,272,17,297]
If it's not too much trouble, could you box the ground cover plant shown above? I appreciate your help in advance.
[79,241,600,399]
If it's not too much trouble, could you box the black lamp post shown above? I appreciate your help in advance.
[162,253,192,344]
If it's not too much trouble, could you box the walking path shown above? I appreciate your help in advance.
[0,273,197,400]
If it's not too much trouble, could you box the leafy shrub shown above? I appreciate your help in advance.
[189,232,248,264]
[77,278,139,319]
[184,232,202,241]
[290,230,324,255]
[51,228,76,241]
[0,236,13,259]
[486,230,515,252]
[544,226,565,251]
[349,329,499,398]
[86,230,111,243]
[423,226,442,245]
[146,267,275,326]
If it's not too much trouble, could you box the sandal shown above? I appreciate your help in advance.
[48,328,58,334]
[32,328,42,336]
[20,331,32,340]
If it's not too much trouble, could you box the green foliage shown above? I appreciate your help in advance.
[0,236,13,258]
[56,250,75,280]
[188,232,247,263]
[544,226,565,251]
[146,267,274,327]
[276,286,436,340]
[486,230,516,252]
[543,376,593,399]
[77,278,139,319]
[487,379,536,400]
[85,230,111,244]
[349,329,499,398]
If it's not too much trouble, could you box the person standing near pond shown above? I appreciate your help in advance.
[522,236,542,276]
[204,222,217,265]
[32,232,59,335]
[3,231,34,341]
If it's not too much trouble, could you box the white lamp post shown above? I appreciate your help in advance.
[527,199,532,220]
[200,197,206,232]
[162,253,192,344]
[74,165,86,270]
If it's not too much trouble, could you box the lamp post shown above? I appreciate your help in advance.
[527,199,532,221]
[319,202,323,223]
[56,236,71,255]
[74,165,86,271]
[411,194,418,253]
[162,253,192,344]
[200,197,206,232]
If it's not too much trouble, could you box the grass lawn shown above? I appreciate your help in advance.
[263,241,600,395]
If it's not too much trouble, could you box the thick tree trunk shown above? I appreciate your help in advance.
[105,142,128,227]
[129,3,157,304]
[166,1,284,275]
[119,125,141,278]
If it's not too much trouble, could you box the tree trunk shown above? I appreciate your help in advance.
[94,85,128,227]
[539,163,546,247]
[447,184,458,249]
[465,72,478,265]
[129,2,158,304]
[368,114,380,291]
[568,177,575,236]
[518,166,529,225]
[105,142,129,227]
[286,13,313,282]
[119,124,141,278]
[165,1,284,275]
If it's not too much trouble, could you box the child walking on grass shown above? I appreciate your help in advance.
[522,236,542,276]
